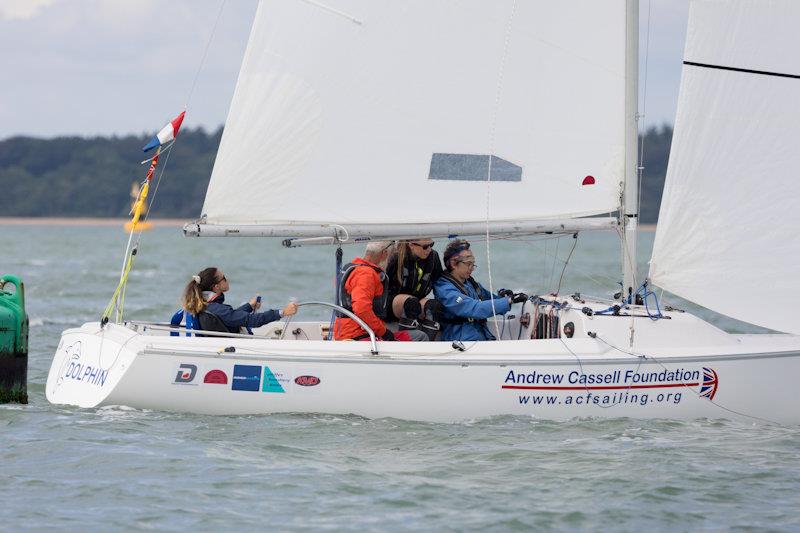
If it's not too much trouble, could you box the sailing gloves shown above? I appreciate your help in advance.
[511,292,529,303]
[499,289,529,304]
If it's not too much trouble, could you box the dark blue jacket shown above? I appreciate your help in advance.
[206,293,282,333]
[433,275,511,341]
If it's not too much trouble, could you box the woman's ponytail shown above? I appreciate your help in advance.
[181,267,218,315]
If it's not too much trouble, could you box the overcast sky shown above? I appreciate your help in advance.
[0,0,688,140]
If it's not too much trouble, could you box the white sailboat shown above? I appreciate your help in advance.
[46,0,800,424]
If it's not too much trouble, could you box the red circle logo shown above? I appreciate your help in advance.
[294,375,321,386]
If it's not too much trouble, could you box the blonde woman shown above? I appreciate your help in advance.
[384,238,444,339]
[182,267,297,333]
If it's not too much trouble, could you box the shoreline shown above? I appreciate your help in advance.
[0,217,188,227]
[0,217,657,231]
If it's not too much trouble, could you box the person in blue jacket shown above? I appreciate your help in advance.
[433,240,528,341]
[180,267,297,334]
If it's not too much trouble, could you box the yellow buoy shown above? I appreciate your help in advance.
[124,180,153,233]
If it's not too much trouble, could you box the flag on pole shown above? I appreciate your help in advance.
[142,111,185,152]
[145,151,160,182]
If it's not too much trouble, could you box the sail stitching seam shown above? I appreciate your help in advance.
[484,0,518,339]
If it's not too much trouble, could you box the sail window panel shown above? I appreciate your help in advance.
[428,154,522,182]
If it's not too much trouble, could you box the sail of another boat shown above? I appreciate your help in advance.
[649,0,800,335]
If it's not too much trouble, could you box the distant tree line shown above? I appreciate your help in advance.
[0,125,672,222]
[637,124,673,224]
[0,128,220,219]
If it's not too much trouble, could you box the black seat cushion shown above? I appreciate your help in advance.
[196,311,229,336]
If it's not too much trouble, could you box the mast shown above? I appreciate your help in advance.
[621,0,639,299]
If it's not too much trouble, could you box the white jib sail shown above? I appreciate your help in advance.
[649,0,800,335]
[200,0,627,233]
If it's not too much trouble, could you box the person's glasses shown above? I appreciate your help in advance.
[411,242,434,250]
[458,260,477,269]
[215,275,227,283]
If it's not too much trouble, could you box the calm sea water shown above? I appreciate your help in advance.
[1,224,798,531]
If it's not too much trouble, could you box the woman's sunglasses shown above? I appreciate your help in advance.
[411,242,434,250]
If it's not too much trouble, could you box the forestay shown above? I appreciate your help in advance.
[649,0,800,335]
[199,0,628,235]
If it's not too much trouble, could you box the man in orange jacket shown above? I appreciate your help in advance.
[335,241,427,342]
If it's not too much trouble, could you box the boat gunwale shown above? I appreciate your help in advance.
[137,345,800,367]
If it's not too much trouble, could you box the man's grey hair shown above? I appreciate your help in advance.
[364,240,393,259]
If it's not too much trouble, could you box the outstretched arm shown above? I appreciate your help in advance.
[435,282,510,319]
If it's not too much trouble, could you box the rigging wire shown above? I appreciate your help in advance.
[484,0,518,340]
[559,328,780,423]
[106,144,177,324]
[553,233,579,297]
[588,333,780,424]
[637,0,653,222]
[541,238,548,291]
[135,0,225,238]
[140,143,176,227]
[185,0,228,110]
[300,0,363,25]
[548,237,561,290]
[557,336,647,410]
[106,2,227,324]
[496,233,619,296]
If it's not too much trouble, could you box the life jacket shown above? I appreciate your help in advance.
[170,309,199,336]
[337,262,389,318]
[397,254,437,297]
[438,272,487,325]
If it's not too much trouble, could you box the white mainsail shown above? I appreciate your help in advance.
[199,0,628,235]
[649,0,800,335]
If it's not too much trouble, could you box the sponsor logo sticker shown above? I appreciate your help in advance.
[204,369,228,384]
[174,363,199,385]
[232,364,262,392]
[55,341,110,390]
[262,366,287,393]
[294,375,320,387]
[699,367,719,400]
[502,366,720,408]
[54,341,81,389]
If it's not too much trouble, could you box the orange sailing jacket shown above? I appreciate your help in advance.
[334,257,388,340]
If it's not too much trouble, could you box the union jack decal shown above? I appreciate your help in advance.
[700,367,718,400]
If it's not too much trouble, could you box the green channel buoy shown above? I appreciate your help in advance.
[0,275,28,404]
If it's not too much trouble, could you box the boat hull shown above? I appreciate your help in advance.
[46,323,800,424]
